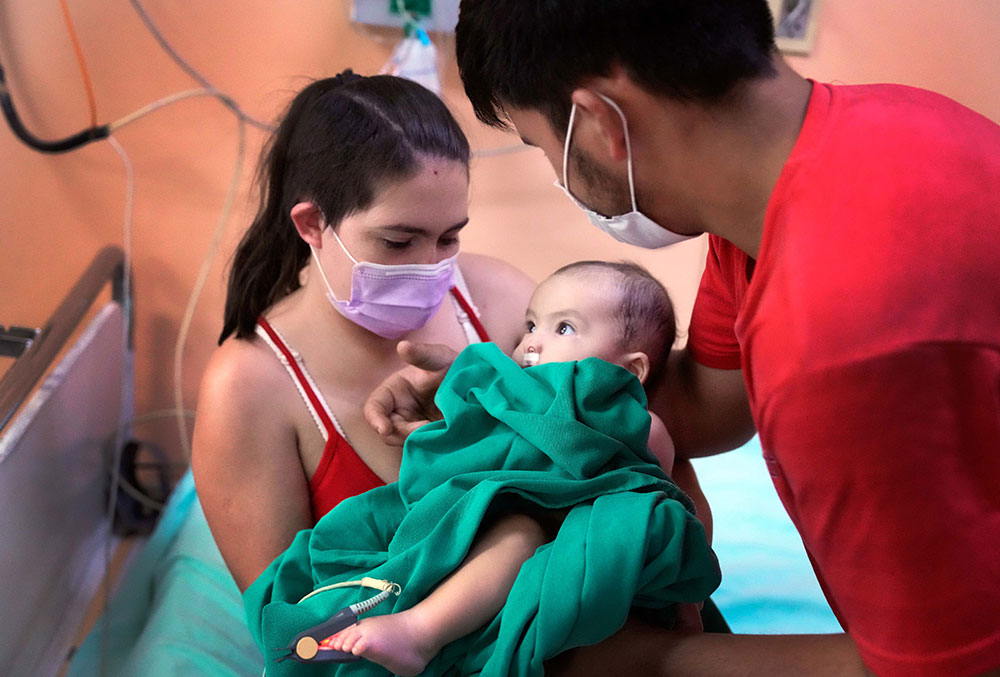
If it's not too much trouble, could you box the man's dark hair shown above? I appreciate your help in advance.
[456,0,777,134]
[553,260,676,380]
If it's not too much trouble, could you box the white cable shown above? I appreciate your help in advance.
[173,116,247,462]
[472,143,533,158]
[128,0,274,132]
[102,134,135,677]
[108,88,231,133]
[130,407,196,425]
[116,474,166,512]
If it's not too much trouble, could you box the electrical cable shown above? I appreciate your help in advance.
[472,143,533,158]
[59,0,99,127]
[0,57,109,153]
[108,88,232,132]
[101,133,134,677]
[127,0,274,132]
[172,115,247,462]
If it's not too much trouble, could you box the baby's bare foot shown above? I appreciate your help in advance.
[324,611,438,676]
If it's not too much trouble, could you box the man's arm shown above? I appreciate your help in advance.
[364,340,458,445]
[648,348,755,458]
[547,619,872,677]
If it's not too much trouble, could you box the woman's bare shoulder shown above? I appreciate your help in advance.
[459,252,536,294]
[458,253,536,351]
[198,335,289,413]
[193,334,304,467]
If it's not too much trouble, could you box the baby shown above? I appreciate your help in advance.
[323,260,695,675]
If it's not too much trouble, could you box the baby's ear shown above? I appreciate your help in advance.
[622,351,650,385]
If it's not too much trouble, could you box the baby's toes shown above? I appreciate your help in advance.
[351,634,369,656]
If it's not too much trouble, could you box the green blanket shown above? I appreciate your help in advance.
[244,342,720,675]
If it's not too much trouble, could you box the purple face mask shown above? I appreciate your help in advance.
[310,231,457,339]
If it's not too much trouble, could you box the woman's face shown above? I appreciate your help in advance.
[320,158,470,285]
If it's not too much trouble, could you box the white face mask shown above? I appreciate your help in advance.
[556,92,697,249]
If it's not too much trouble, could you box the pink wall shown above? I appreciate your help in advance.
[2,1,997,459]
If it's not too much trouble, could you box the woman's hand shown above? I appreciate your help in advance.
[364,340,458,445]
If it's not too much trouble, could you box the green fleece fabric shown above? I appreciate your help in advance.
[244,342,721,676]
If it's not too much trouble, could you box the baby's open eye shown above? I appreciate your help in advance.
[556,322,575,335]
[525,321,536,333]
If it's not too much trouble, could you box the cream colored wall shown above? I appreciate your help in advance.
[2,1,997,460]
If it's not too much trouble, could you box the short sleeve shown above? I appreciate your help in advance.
[687,236,742,370]
[761,343,1000,676]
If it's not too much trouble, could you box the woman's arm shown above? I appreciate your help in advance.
[192,339,313,591]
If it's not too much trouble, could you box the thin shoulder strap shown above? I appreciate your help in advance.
[255,317,349,443]
[450,265,490,343]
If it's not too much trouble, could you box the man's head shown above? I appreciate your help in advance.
[513,261,676,384]
[456,0,777,135]
[457,1,781,244]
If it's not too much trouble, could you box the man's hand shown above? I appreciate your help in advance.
[363,341,458,446]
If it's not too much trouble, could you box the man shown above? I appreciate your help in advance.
[367,1,1000,674]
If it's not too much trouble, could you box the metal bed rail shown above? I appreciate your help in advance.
[0,245,131,433]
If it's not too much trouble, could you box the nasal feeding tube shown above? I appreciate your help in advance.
[521,347,540,367]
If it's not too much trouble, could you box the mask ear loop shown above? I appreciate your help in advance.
[328,227,360,265]
[592,92,639,212]
[309,217,360,303]
[562,102,578,196]
[309,245,344,302]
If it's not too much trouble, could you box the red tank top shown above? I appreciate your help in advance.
[256,286,490,521]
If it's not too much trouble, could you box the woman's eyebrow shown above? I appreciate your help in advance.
[374,219,469,235]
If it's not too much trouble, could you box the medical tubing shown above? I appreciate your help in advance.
[172,115,247,462]
[0,60,109,153]
[128,0,273,132]
[59,0,99,127]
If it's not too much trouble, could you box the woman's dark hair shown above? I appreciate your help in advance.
[456,0,777,134]
[219,71,470,342]
[552,260,676,381]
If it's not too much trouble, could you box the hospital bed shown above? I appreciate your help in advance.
[0,246,840,676]
[0,246,133,675]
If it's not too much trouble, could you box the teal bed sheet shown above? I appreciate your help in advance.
[69,449,838,675]
[67,471,264,677]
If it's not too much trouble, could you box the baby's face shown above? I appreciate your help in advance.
[512,271,627,368]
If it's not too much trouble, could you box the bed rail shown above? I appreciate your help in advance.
[0,244,135,676]
[0,245,131,433]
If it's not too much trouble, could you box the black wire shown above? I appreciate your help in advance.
[0,57,109,154]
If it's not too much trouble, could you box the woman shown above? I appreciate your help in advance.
[192,70,534,592]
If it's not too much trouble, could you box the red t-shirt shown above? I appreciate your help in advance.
[688,82,1000,675]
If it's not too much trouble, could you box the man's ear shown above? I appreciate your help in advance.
[622,351,651,385]
[570,88,629,163]
[290,201,326,248]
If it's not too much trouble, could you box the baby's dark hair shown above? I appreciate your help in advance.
[552,260,676,379]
